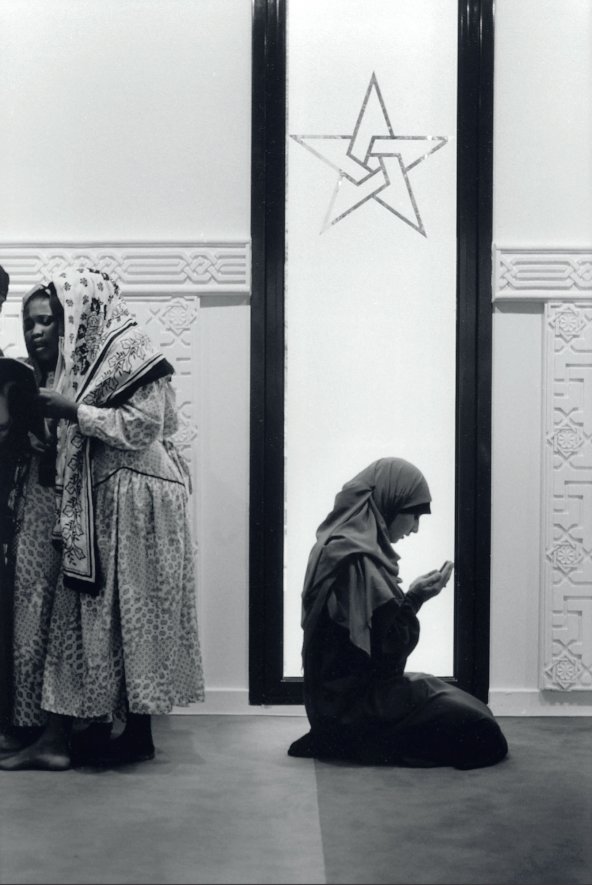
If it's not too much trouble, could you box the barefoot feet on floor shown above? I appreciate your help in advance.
[0,743,71,771]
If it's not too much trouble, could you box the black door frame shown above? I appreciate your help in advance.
[250,0,494,705]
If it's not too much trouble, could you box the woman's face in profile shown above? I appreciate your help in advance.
[388,512,420,543]
[23,294,61,370]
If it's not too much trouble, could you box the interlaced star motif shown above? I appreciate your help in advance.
[290,73,449,236]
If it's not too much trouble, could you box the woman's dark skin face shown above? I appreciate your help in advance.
[23,295,61,372]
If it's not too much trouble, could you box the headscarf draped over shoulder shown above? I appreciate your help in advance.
[302,458,431,656]
[47,267,174,594]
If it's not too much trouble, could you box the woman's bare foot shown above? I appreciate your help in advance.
[0,714,71,771]
[0,726,44,755]
[0,743,70,771]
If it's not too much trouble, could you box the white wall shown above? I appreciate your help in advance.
[4,0,591,717]
[0,0,250,241]
[0,0,254,712]
[490,0,592,713]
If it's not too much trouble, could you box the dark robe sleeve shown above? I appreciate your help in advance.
[370,596,421,664]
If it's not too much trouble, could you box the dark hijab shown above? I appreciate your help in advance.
[302,458,431,656]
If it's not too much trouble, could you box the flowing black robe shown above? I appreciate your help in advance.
[294,557,508,770]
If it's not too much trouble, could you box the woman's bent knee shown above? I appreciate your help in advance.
[454,718,508,769]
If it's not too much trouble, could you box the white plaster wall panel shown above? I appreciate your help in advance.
[197,303,251,694]
[493,0,592,243]
[491,0,592,715]
[542,302,592,690]
[490,267,592,713]
[490,304,544,695]
[0,0,252,241]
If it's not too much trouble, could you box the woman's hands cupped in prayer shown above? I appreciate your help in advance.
[37,389,79,422]
[408,560,454,604]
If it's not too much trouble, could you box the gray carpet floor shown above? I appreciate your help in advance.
[0,716,590,884]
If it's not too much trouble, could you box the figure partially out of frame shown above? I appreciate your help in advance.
[0,355,44,737]
[289,458,508,769]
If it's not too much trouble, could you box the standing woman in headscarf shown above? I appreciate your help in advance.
[289,458,508,769]
[1,267,204,771]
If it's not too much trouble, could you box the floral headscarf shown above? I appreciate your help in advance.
[49,267,174,593]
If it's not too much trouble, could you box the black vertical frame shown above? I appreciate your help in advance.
[250,0,494,704]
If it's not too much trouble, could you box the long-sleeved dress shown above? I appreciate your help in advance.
[298,557,507,769]
[41,377,204,719]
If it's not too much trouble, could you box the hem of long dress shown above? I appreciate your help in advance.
[12,712,48,728]
[41,690,205,719]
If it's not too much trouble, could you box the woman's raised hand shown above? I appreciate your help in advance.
[408,561,454,604]
[37,389,79,422]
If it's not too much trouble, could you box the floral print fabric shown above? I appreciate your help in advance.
[51,267,172,590]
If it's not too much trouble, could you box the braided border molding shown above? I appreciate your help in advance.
[493,246,592,301]
[0,241,251,298]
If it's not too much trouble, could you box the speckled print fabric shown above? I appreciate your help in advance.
[12,458,61,726]
[41,380,204,718]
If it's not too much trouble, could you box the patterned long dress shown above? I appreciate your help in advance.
[11,370,61,728]
[41,377,204,718]
[11,459,61,727]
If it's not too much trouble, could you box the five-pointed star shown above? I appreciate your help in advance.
[290,73,449,236]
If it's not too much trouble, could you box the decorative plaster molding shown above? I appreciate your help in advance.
[493,247,592,695]
[493,247,592,302]
[0,241,251,298]
[541,301,592,691]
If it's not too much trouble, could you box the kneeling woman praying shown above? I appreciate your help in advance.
[289,458,508,770]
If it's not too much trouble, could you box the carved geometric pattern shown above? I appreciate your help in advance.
[553,424,584,459]
[494,248,592,302]
[0,241,250,297]
[542,301,592,690]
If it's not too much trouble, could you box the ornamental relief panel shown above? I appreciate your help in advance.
[494,248,592,301]
[543,302,592,690]
[0,241,250,298]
